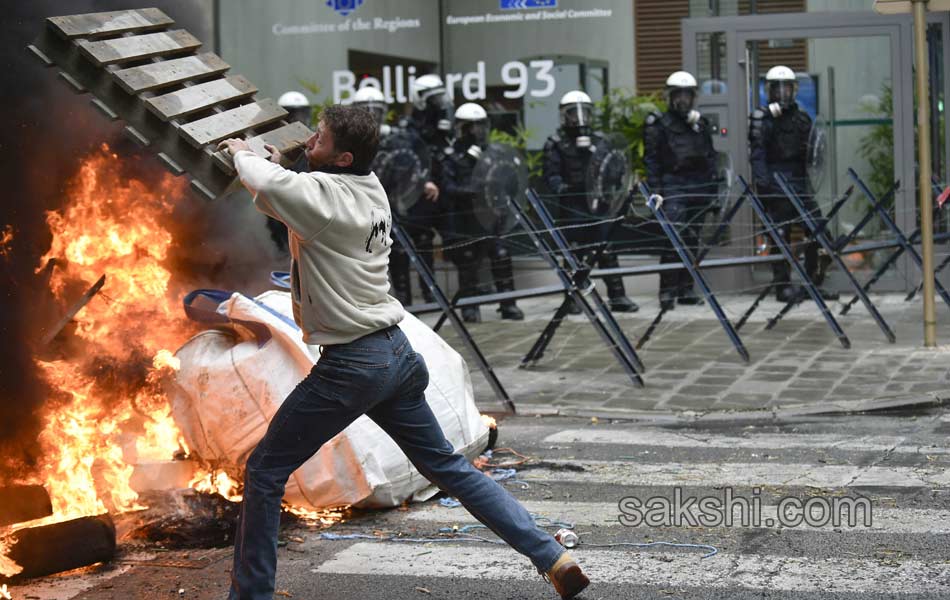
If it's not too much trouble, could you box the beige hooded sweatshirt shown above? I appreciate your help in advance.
[233,150,404,345]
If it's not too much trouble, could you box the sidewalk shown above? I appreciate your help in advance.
[418,293,950,418]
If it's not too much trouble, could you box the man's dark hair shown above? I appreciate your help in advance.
[321,104,380,172]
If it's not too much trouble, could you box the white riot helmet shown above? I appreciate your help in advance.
[278,90,311,124]
[454,102,489,159]
[665,71,700,125]
[411,73,453,133]
[765,65,797,116]
[353,86,389,134]
[559,90,594,148]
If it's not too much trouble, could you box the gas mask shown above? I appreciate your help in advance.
[668,88,701,130]
[457,120,489,159]
[560,102,594,148]
[424,92,454,134]
[768,81,797,117]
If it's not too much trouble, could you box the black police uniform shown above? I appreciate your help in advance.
[440,139,522,322]
[749,102,831,300]
[385,112,453,306]
[644,110,718,306]
[542,130,638,311]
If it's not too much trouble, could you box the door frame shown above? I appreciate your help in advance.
[682,10,950,292]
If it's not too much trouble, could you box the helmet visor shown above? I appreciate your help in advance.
[457,119,489,145]
[356,100,387,126]
[425,93,454,130]
[669,88,696,115]
[561,103,593,129]
[768,80,797,107]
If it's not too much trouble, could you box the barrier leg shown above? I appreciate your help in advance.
[392,222,516,412]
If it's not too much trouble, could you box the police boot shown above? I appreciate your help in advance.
[605,276,638,312]
[462,306,481,323]
[776,284,805,304]
[564,296,582,314]
[491,245,524,320]
[677,286,704,306]
[498,301,524,321]
[804,243,839,301]
[658,271,677,311]
[456,248,481,323]
[598,253,638,312]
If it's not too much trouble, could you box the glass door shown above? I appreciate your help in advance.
[683,11,950,292]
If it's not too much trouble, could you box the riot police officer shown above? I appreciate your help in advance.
[369,75,449,306]
[644,71,718,310]
[750,65,837,302]
[441,103,524,322]
[277,90,312,125]
[354,87,428,306]
[542,90,638,314]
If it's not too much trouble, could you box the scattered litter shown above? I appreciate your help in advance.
[415,587,432,594]
[439,497,462,508]
[554,528,579,548]
[275,590,293,597]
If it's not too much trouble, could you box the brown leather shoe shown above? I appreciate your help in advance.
[542,552,590,599]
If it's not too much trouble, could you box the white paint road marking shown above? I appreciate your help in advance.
[513,460,950,488]
[315,543,950,594]
[397,500,950,533]
[543,428,950,455]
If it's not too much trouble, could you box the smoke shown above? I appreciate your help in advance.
[0,1,284,477]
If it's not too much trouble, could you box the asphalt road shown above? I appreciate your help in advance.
[10,408,950,599]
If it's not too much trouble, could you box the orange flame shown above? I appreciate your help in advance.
[0,225,13,258]
[22,145,191,524]
[0,534,22,579]
[189,470,242,502]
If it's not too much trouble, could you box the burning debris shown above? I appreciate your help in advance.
[0,226,13,258]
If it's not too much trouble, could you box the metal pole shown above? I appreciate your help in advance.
[914,0,938,346]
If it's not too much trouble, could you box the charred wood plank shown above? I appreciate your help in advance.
[47,9,173,40]
[77,29,201,66]
[145,75,257,121]
[0,486,52,527]
[179,99,287,149]
[2,514,116,581]
[40,274,105,345]
[112,53,229,94]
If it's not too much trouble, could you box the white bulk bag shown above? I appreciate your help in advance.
[167,290,488,509]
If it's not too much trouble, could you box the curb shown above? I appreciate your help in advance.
[481,393,949,424]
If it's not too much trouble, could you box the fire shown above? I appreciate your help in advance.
[0,225,13,258]
[0,534,22,579]
[189,470,242,502]
[8,145,194,533]
[284,504,350,526]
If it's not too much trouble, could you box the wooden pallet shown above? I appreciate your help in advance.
[27,8,313,200]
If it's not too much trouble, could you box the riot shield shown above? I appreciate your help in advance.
[371,130,428,217]
[807,116,829,193]
[585,134,632,215]
[715,150,735,216]
[469,143,527,235]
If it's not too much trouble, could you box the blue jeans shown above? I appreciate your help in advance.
[228,324,565,599]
